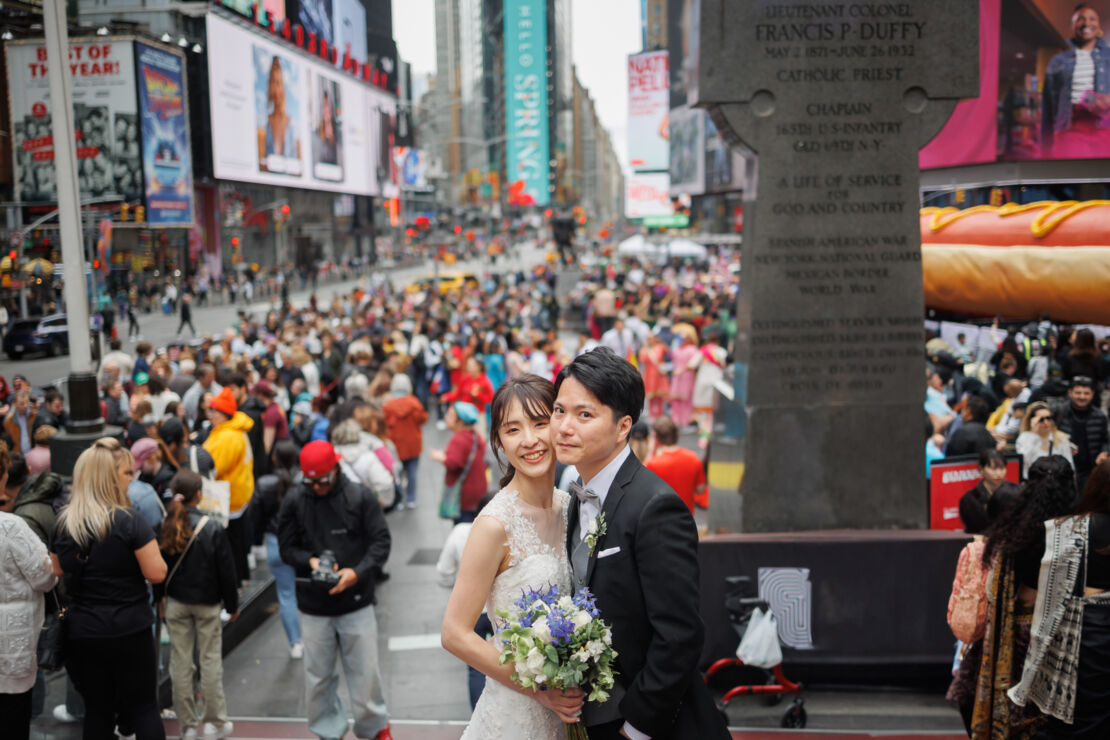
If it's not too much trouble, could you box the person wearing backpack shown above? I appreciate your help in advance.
[159,468,240,740]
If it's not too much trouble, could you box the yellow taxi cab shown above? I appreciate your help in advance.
[404,271,480,295]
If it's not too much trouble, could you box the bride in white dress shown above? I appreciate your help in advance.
[442,375,585,739]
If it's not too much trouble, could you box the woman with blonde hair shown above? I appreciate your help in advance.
[1015,401,1074,477]
[51,437,168,739]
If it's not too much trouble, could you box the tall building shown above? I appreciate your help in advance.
[426,0,621,214]
[644,0,666,50]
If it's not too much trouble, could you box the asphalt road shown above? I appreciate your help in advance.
[0,241,549,387]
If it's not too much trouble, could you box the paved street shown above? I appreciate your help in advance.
[0,241,548,385]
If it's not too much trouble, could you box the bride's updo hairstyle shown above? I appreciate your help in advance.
[489,374,556,489]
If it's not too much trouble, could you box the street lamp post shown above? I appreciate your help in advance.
[44,0,113,475]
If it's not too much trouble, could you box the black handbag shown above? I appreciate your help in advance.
[37,589,66,672]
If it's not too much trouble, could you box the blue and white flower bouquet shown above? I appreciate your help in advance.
[496,584,618,739]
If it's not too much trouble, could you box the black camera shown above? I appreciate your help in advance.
[311,550,341,588]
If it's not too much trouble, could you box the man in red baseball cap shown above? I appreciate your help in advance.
[278,440,393,740]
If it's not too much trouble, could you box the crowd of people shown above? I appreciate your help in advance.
[0,244,740,739]
[926,323,1110,496]
[932,324,1110,737]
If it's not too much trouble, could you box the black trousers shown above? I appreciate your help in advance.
[0,688,32,738]
[226,512,252,582]
[1038,602,1110,739]
[66,628,165,740]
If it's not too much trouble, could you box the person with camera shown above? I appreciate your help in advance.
[277,440,393,740]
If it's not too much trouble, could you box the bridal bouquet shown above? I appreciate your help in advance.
[496,584,618,739]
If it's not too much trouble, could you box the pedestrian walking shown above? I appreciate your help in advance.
[126,298,141,340]
[176,293,196,338]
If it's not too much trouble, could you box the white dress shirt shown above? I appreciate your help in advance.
[577,444,631,541]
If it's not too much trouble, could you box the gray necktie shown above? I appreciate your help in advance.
[569,480,598,590]
[569,479,600,506]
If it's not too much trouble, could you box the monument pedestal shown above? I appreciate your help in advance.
[50,372,116,479]
[51,426,123,479]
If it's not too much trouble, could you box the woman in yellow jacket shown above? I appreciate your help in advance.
[203,387,255,583]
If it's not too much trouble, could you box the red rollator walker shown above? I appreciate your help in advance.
[703,576,807,728]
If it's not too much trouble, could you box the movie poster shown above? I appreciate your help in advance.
[136,42,194,225]
[5,39,142,212]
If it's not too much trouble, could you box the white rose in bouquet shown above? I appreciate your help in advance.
[525,646,546,676]
[532,616,552,644]
[572,610,593,630]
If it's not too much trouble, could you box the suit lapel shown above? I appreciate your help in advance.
[585,452,640,587]
[566,488,581,556]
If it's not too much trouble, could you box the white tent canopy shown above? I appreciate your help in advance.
[617,235,707,261]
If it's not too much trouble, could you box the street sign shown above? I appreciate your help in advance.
[9,231,22,247]
[642,214,689,228]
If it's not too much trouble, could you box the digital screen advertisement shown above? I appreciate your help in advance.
[206,12,395,196]
[6,39,142,212]
[625,172,672,219]
[136,42,194,226]
[921,0,1110,168]
[504,0,550,207]
[393,146,431,192]
[668,104,703,195]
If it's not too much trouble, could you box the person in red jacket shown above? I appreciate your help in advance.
[442,357,495,434]
[443,357,495,412]
[429,402,488,523]
[383,374,429,509]
[645,416,708,514]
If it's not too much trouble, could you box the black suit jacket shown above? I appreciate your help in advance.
[567,451,728,739]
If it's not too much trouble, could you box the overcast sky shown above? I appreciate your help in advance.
[391,0,642,172]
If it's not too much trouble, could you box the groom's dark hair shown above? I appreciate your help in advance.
[555,346,644,425]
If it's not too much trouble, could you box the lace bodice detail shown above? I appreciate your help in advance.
[480,487,571,567]
[478,488,573,631]
[462,488,572,740]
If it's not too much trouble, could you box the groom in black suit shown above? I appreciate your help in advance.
[552,347,729,740]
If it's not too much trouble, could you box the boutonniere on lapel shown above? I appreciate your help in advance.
[586,512,607,557]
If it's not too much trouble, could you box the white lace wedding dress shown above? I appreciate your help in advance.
[461,488,573,740]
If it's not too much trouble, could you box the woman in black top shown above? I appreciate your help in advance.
[948,455,1075,736]
[51,437,167,740]
[959,449,1022,535]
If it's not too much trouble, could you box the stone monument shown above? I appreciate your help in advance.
[693,0,979,530]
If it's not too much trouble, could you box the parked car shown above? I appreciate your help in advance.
[3,314,70,359]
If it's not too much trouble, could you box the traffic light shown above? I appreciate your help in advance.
[120,203,130,221]
[231,236,240,247]
[281,204,291,216]
[8,250,15,260]
[135,206,145,223]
